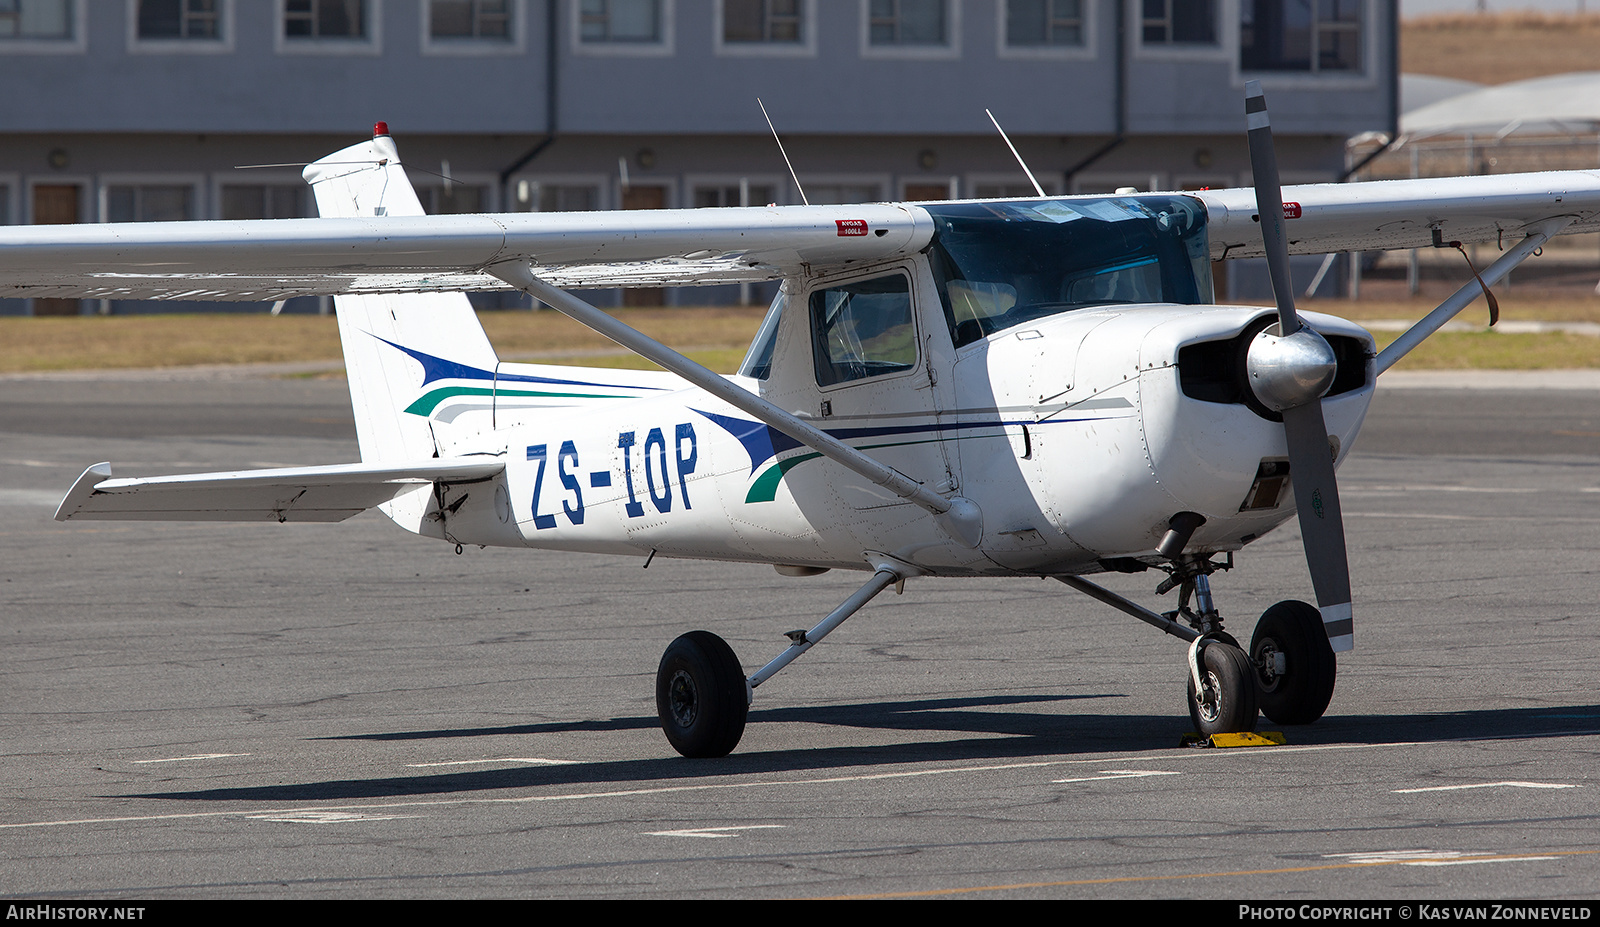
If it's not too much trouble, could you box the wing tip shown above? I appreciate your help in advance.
[55,461,112,522]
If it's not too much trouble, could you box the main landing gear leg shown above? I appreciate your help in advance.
[655,568,902,758]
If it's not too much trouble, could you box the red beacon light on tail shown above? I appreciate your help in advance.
[373,121,390,138]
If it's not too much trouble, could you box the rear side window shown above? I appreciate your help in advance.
[809,274,917,387]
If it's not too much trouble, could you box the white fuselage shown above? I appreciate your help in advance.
[426,300,1374,579]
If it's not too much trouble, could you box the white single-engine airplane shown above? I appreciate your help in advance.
[10,86,1600,757]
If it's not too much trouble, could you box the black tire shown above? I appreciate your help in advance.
[1186,641,1259,736]
[656,630,748,758]
[1251,599,1337,725]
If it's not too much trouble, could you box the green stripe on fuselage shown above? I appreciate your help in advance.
[745,452,822,503]
[404,386,635,417]
[743,436,955,504]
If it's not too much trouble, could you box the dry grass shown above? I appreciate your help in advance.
[1375,329,1600,370]
[482,306,765,361]
[0,307,767,375]
[0,314,346,372]
[1403,12,1600,84]
[4,301,1598,374]
[1299,296,1600,323]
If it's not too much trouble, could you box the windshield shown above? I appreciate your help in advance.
[738,287,787,380]
[924,196,1212,348]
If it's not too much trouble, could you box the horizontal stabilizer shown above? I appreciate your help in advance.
[54,457,504,523]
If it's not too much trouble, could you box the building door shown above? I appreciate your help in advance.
[621,185,667,307]
[32,185,81,316]
[902,183,953,202]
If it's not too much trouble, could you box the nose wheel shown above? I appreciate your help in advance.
[1186,640,1258,736]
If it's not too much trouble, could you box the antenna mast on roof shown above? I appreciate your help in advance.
[758,98,809,206]
[986,109,1047,198]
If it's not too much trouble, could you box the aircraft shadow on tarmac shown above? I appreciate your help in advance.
[123,697,1600,804]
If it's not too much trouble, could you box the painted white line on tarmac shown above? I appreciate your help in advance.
[0,489,68,507]
[246,810,423,824]
[1051,770,1181,784]
[405,757,579,768]
[1348,512,1600,523]
[1394,781,1579,793]
[1349,485,1542,494]
[1324,850,1557,867]
[645,825,785,838]
[131,753,250,764]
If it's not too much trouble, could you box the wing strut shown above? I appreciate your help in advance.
[486,261,984,548]
[1374,216,1575,374]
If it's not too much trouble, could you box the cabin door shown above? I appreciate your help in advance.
[800,265,958,512]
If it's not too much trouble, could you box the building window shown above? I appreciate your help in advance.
[1142,0,1214,45]
[220,184,306,220]
[580,0,660,43]
[971,180,1057,198]
[540,184,598,211]
[430,0,509,39]
[723,0,800,43]
[694,183,776,208]
[105,184,194,223]
[1005,0,1081,47]
[805,182,881,205]
[284,0,365,39]
[868,0,945,46]
[515,182,602,212]
[416,183,490,215]
[138,0,220,39]
[1241,0,1361,73]
[0,0,73,39]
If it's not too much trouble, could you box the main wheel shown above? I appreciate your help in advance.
[656,630,749,758]
[1251,600,1337,725]
[1186,641,1258,736]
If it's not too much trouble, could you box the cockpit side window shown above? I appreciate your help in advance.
[809,273,917,387]
[926,196,1212,349]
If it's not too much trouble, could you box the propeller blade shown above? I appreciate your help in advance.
[1282,403,1354,652]
[1244,80,1302,338]
[1244,79,1354,653]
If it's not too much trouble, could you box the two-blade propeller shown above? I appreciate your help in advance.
[1243,81,1354,653]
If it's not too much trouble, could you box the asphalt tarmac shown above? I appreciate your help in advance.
[2,371,1598,900]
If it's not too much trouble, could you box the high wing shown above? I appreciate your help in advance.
[0,207,934,301]
[55,458,505,523]
[1197,171,1600,258]
[0,128,1597,300]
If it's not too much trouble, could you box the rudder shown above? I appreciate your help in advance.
[304,126,501,534]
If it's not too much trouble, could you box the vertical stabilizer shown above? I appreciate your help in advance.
[304,125,501,535]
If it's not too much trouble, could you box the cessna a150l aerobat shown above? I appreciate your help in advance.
[11,86,1600,757]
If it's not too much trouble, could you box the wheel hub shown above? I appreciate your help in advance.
[1254,639,1283,692]
[667,668,699,727]
[1195,671,1222,724]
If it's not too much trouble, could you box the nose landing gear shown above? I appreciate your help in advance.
[1162,555,1258,737]
[1059,551,1338,737]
